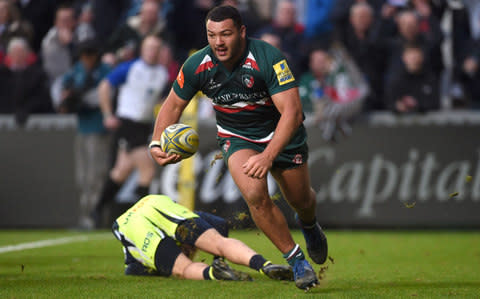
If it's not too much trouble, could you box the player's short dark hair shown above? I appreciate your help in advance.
[205,5,243,30]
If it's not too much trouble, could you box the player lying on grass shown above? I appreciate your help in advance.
[112,194,294,281]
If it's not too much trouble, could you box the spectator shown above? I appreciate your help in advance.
[382,10,443,84]
[102,0,165,66]
[331,0,384,40]
[221,0,265,36]
[166,0,215,62]
[41,4,77,85]
[447,0,476,108]
[0,37,53,125]
[57,39,112,229]
[386,44,440,114]
[93,35,169,228]
[254,0,306,76]
[14,0,58,53]
[0,0,34,54]
[299,44,367,141]
[90,0,130,42]
[157,41,180,87]
[303,0,335,44]
[337,2,385,110]
[74,1,96,44]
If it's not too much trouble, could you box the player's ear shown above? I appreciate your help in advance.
[240,25,246,38]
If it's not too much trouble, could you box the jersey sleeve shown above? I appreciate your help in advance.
[263,45,298,96]
[106,60,135,87]
[172,56,200,101]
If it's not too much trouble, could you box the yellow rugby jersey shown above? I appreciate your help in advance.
[116,195,198,239]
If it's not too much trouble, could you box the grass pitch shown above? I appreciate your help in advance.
[0,230,479,298]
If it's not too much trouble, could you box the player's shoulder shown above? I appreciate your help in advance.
[115,59,138,72]
[182,45,214,74]
[247,37,283,58]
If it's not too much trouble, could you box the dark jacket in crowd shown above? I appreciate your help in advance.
[386,64,440,113]
[0,63,53,125]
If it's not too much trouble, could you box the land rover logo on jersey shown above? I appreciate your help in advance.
[242,74,254,88]
[273,59,295,85]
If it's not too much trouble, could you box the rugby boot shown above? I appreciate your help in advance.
[293,259,319,290]
[260,262,294,281]
[212,258,253,281]
[295,213,328,264]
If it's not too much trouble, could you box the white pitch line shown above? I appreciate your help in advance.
[0,234,111,254]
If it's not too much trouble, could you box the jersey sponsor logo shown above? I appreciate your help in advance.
[242,52,260,71]
[142,231,154,252]
[273,59,295,85]
[242,74,254,88]
[195,54,217,74]
[177,68,185,88]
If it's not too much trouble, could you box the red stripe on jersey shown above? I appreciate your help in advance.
[195,61,216,74]
[217,131,271,143]
[213,104,260,114]
[213,100,272,114]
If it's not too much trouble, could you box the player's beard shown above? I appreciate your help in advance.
[223,36,245,67]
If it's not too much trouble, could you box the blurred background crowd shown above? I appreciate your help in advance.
[0,0,479,126]
[1,0,479,229]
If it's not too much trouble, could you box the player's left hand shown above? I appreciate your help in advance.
[242,153,273,179]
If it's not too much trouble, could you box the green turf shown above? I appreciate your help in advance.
[0,230,479,298]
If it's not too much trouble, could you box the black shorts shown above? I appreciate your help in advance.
[115,118,152,152]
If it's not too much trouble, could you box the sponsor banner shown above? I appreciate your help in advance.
[2,112,480,228]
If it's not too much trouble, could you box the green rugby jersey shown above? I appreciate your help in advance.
[173,38,305,143]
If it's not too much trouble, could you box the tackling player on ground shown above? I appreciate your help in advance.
[149,5,327,290]
[112,194,293,281]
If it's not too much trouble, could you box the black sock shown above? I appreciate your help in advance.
[95,177,122,211]
[249,254,267,271]
[203,266,213,280]
[135,185,150,199]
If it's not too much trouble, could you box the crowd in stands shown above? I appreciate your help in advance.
[0,0,479,126]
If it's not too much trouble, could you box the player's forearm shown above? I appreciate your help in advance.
[98,80,113,117]
[263,108,303,160]
[151,95,184,141]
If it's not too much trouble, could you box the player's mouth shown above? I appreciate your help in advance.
[216,47,228,57]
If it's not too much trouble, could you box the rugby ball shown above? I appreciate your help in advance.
[160,123,199,159]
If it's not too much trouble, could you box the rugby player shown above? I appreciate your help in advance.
[148,5,327,289]
[112,194,293,281]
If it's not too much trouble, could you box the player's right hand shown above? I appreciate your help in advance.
[103,115,121,130]
[149,147,182,166]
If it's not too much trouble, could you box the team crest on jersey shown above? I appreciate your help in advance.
[223,140,231,153]
[242,74,254,88]
[273,59,295,85]
[292,154,303,164]
[195,55,217,74]
[242,52,260,71]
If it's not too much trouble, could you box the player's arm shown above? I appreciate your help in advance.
[98,79,121,130]
[149,88,189,166]
[242,87,303,179]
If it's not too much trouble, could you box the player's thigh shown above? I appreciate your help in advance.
[227,149,270,204]
[110,148,134,181]
[271,163,315,206]
[130,146,156,183]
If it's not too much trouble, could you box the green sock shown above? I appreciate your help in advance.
[283,244,305,266]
